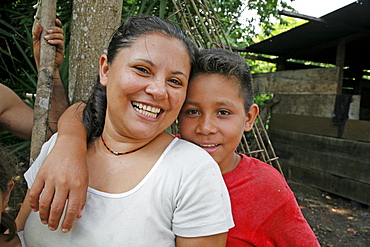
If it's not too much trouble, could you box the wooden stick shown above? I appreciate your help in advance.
[30,0,57,165]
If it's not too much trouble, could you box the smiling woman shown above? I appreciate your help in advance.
[98,32,190,143]
[15,16,234,247]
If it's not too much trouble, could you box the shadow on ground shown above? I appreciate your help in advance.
[289,181,370,247]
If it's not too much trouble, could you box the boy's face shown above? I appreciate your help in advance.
[179,73,258,173]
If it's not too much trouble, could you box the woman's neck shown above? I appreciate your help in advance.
[86,131,174,193]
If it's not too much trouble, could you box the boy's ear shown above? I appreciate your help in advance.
[244,104,259,132]
[99,54,109,87]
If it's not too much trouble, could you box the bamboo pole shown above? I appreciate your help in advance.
[30,0,57,165]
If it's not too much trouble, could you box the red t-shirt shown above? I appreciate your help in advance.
[223,154,320,247]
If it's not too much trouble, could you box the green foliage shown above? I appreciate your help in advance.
[254,94,273,108]
[237,16,309,77]
[121,0,294,48]
[0,0,71,96]
[122,0,175,18]
[254,16,307,43]
[247,0,294,36]
[230,0,295,47]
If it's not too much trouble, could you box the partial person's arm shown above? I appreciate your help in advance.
[15,190,33,232]
[0,20,68,141]
[29,103,89,233]
[33,20,69,134]
[0,84,34,140]
[176,233,228,247]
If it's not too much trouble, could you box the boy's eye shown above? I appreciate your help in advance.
[218,110,230,116]
[185,109,199,115]
[168,78,183,86]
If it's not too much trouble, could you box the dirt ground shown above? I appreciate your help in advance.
[7,160,370,247]
[288,181,370,247]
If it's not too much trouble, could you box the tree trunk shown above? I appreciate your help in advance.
[30,0,57,164]
[68,0,123,104]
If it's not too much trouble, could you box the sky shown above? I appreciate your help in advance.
[288,0,356,17]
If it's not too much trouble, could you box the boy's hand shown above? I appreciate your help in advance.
[33,19,64,71]
[29,135,88,233]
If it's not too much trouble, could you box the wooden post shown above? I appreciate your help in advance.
[336,39,346,95]
[30,0,57,165]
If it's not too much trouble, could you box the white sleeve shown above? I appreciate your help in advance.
[17,231,26,247]
[24,133,58,188]
[172,157,234,237]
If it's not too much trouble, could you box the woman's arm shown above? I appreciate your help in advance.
[29,103,89,233]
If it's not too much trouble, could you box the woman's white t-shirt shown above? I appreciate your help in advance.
[23,134,234,247]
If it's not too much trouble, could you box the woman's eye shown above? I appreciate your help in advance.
[135,66,149,74]
[218,110,230,116]
[168,78,182,86]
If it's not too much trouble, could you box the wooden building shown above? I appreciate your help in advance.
[235,1,370,205]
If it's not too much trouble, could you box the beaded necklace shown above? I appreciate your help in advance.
[101,135,148,155]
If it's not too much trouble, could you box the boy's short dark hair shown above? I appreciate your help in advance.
[192,49,254,112]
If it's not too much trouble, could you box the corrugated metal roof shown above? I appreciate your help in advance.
[243,0,370,70]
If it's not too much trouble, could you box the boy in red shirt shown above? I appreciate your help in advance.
[178,49,320,246]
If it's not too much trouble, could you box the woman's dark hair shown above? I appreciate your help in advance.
[0,147,16,241]
[192,49,254,113]
[83,15,199,143]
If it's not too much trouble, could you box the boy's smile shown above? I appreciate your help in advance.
[179,73,257,174]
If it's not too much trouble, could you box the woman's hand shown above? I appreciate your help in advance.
[29,103,89,232]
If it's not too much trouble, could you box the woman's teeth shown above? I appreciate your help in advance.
[132,102,161,118]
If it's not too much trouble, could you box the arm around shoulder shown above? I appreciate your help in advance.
[29,102,89,233]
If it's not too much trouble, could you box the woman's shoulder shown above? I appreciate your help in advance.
[171,138,214,159]
[164,138,219,171]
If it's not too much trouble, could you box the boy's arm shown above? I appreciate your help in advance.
[33,20,69,135]
[48,69,69,134]
[29,103,89,233]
